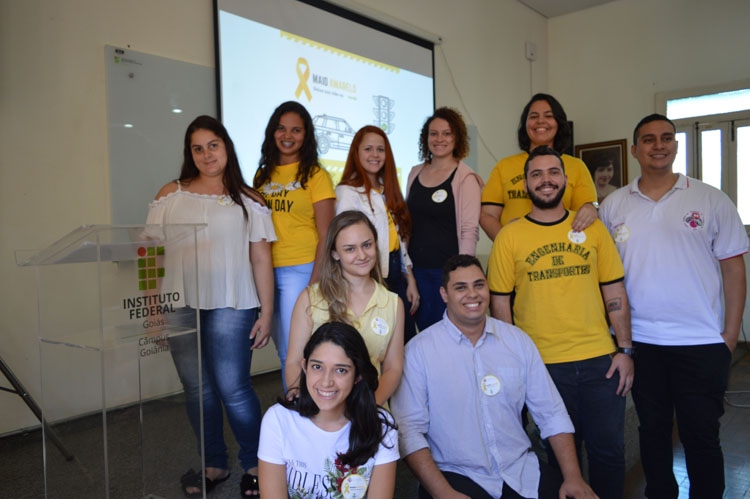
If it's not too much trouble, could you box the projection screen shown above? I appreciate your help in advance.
[215,0,436,187]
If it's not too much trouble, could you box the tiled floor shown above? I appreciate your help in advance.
[625,348,750,498]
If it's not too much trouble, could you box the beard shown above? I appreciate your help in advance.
[528,182,566,209]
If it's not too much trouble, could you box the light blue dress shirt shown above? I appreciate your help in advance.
[391,314,574,498]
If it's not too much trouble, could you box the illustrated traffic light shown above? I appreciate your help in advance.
[372,95,395,134]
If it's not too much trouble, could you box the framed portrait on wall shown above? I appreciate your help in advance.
[575,139,628,205]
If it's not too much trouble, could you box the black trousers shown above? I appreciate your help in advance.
[418,461,562,499]
[632,342,731,499]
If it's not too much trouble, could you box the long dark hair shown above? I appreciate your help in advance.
[179,115,265,218]
[339,125,412,239]
[280,322,397,468]
[254,101,320,190]
[517,93,572,153]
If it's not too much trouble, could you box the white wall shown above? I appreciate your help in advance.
[548,0,750,179]
[361,0,549,257]
[0,0,213,435]
[548,0,750,335]
[0,0,547,434]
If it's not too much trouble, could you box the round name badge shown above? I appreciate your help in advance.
[431,189,448,203]
[217,195,235,207]
[340,473,368,499]
[480,375,501,396]
[371,317,390,336]
[568,230,586,244]
[613,224,630,243]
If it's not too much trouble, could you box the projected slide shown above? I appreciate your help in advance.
[219,11,434,187]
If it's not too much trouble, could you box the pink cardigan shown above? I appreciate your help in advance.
[406,161,484,256]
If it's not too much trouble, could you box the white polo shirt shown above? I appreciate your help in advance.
[599,174,748,346]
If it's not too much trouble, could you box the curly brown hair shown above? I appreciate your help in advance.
[418,107,469,162]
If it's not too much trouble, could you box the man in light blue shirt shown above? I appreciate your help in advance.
[391,255,595,499]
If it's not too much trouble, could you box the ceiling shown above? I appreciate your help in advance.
[518,0,618,18]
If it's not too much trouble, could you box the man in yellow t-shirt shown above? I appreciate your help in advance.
[488,146,632,499]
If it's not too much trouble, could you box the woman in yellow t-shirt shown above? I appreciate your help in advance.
[479,93,598,240]
[254,101,336,385]
[285,210,405,406]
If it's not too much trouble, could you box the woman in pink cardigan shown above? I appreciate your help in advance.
[406,107,484,331]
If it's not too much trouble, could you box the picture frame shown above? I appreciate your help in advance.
[575,139,628,204]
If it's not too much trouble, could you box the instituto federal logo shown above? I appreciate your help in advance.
[137,245,165,290]
[122,245,178,323]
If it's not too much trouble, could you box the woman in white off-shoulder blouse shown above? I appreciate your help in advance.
[146,115,275,498]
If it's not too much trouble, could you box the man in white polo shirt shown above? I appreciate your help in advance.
[599,113,748,499]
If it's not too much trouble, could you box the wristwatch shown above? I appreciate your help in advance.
[616,347,635,356]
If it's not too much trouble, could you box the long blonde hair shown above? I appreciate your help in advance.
[317,211,383,324]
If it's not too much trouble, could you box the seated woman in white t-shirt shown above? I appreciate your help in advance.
[258,322,399,498]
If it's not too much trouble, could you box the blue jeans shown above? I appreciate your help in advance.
[412,266,445,332]
[632,342,730,499]
[169,307,261,471]
[545,354,625,499]
[272,262,313,386]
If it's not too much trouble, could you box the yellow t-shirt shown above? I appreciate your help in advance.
[481,152,597,227]
[308,281,398,373]
[259,163,335,267]
[487,211,623,363]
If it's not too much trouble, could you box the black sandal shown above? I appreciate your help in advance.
[180,468,231,498]
[240,473,260,497]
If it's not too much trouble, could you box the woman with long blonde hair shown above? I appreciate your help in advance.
[336,125,419,341]
[285,210,404,406]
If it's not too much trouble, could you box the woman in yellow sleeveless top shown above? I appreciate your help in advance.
[285,211,404,406]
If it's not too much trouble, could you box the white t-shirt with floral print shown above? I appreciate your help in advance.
[258,404,399,499]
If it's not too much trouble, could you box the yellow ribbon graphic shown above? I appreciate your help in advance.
[295,57,312,101]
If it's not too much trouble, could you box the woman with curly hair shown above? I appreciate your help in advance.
[254,101,336,385]
[406,107,483,331]
[258,322,399,498]
[285,210,404,406]
[336,125,419,342]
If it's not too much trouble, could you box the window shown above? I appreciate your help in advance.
[658,81,750,226]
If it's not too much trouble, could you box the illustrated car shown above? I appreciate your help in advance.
[313,114,355,154]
